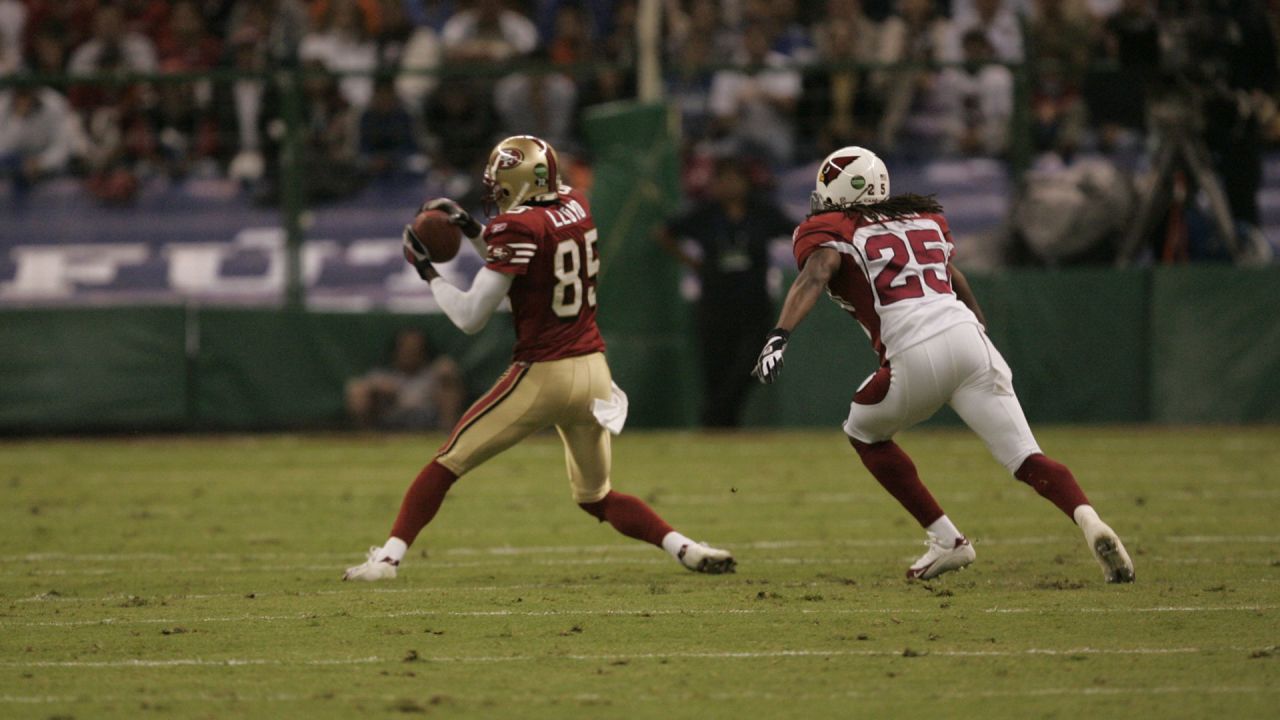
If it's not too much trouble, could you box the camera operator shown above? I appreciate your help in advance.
[1166,0,1278,233]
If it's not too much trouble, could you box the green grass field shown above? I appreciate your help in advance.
[2,428,1278,719]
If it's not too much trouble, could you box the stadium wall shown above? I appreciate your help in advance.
[1,266,1277,434]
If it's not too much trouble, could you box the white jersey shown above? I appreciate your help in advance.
[792,210,980,361]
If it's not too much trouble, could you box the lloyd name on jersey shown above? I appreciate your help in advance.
[483,188,605,363]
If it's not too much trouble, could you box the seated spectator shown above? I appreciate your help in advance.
[666,33,716,143]
[360,76,418,176]
[946,0,1022,63]
[803,0,882,151]
[298,61,364,199]
[345,328,464,431]
[300,0,379,108]
[67,3,158,75]
[81,84,153,203]
[440,0,538,63]
[66,3,159,114]
[150,78,222,179]
[708,22,802,167]
[546,2,592,65]
[220,11,271,184]
[0,84,73,192]
[874,0,952,153]
[665,0,738,65]
[374,0,416,67]
[422,76,498,195]
[154,0,222,72]
[395,15,442,112]
[938,31,1013,155]
[1026,0,1089,152]
[23,1,97,59]
[0,0,23,74]
[120,0,171,42]
[1087,0,1159,147]
[24,24,69,76]
[767,0,817,64]
[0,0,26,56]
[494,57,579,149]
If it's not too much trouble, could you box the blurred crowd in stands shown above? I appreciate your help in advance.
[1,0,1278,254]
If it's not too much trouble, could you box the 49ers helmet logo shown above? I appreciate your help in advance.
[496,147,524,169]
[819,155,859,185]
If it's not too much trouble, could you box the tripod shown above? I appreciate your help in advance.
[1116,94,1244,266]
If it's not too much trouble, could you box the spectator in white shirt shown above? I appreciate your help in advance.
[938,30,1013,155]
[946,0,1023,62]
[299,0,379,109]
[0,85,74,191]
[440,0,538,63]
[67,4,158,75]
[709,23,802,166]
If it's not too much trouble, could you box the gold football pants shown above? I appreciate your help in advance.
[436,352,613,503]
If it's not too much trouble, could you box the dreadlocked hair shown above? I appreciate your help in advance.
[813,193,944,224]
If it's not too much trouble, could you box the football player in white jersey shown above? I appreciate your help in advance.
[752,146,1135,583]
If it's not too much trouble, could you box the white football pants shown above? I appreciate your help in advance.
[843,323,1042,473]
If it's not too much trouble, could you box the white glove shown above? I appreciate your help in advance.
[752,329,790,384]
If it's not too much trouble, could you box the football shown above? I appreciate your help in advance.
[410,208,461,262]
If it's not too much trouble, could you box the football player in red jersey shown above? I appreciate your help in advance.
[345,135,735,580]
[753,146,1135,583]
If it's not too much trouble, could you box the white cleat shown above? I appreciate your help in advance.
[342,546,399,582]
[677,542,737,574]
[907,533,976,580]
[1080,518,1135,583]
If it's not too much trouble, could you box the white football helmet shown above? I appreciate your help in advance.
[810,146,890,214]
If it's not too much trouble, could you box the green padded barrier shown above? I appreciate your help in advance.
[0,307,187,432]
[583,101,698,427]
[191,310,515,430]
[1150,266,1280,423]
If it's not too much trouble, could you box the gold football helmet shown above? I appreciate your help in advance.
[482,135,562,215]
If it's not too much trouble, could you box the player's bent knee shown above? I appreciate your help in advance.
[578,491,614,522]
[1014,453,1071,480]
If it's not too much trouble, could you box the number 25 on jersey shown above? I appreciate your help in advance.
[552,228,600,318]
[865,228,953,306]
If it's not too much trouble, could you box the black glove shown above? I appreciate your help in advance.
[402,224,437,281]
[421,197,483,239]
[752,328,790,384]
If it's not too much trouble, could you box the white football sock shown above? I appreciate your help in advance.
[661,531,695,559]
[379,537,408,564]
[1073,505,1101,528]
[927,515,963,545]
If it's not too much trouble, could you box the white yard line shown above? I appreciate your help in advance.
[2,534,1276,566]
[0,646,1211,671]
[3,604,1271,629]
[3,684,1277,705]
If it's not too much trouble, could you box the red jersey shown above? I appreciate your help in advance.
[792,210,980,363]
[482,188,606,363]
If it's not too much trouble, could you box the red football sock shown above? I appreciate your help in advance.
[1014,454,1091,520]
[389,461,459,547]
[579,490,674,547]
[850,438,945,528]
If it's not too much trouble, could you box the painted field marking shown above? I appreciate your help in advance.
[2,533,1276,566]
[0,646,1212,671]
[2,604,1271,629]
[4,684,1278,706]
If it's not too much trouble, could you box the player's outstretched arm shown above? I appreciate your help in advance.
[949,263,987,329]
[777,248,841,332]
[753,248,841,384]
[429,268,513,335]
